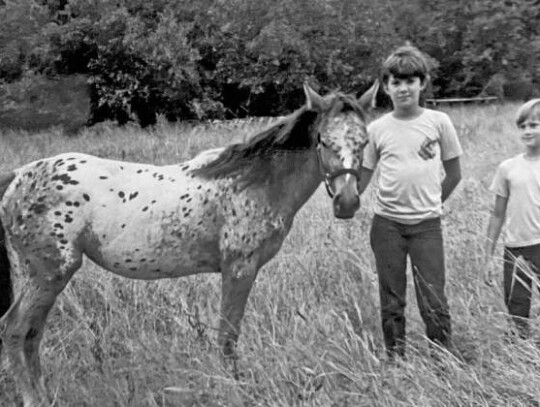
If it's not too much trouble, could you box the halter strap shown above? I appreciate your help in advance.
[317,145,360,198]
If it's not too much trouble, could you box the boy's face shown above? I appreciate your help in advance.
[384,75,426,111]
[518,118,540,151]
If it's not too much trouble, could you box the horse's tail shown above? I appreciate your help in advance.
[0,172,16,351]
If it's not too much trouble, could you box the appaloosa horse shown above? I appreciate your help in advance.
[0,82,377,406]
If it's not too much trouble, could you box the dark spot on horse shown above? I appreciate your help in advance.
[203,198,209,205]
[99,176,108,180]
[137,169,143,174]
[54,211,61,216]
[118,191,125,198]
[29,203,47,214]
[59,239,68,244]
[232,209,237,217]
[180,194,189,200]
[120,166,124,170]
[114,262,120,268]
[129,192,139,200]
[52,174,72,185]
[129,267,137,271]
[83,194,90,201]
[26,328,39,340]
[37,196,46,203]
[125,259,132,263]
[121,224,126,229]
[151,200,156,204]
[49,232,56,237]
[187,197,192,203]
[54,223,63,229]
[197,185,202,190]
[154,269,161,273]
[69,180,79,185]
[142,206,148,212]
[26,171,33,178]
[67,164,77,171]
[66,201,73,206]
[67,157,76,161]
[102,234,106,239]
[140,258,146,262]
[36,161,43,167]
[181,165,189,171]
[57,233,64,239]
[80,160,87,164]
[54,159,64,167]
[73,201,80,207]
[64,215,73,223]
[158,175,164,181]
[16,215,23,225]
[224,232,228,239]
[30,181,37,190]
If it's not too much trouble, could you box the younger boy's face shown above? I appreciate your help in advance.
[518,118,540,151]
[384,75,426,110]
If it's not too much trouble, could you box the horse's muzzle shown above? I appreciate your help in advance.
[333,192,360,219]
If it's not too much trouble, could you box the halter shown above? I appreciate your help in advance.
[316,143,361,198]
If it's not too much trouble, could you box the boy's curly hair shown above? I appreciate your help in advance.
[381,45,430,84]
[516,99,540,127]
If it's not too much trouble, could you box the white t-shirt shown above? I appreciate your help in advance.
[364,109,463,224]
[490,154,540,247]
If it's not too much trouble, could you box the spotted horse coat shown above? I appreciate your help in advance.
[0,82,378,406]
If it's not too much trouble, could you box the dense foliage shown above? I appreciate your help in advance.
[1,0,539,125]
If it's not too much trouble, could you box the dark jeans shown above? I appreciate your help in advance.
[503,244,540,338]
[370,214,451,356]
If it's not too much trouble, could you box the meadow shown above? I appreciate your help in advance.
[1,103,539,406]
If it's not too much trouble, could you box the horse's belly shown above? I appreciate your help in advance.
[86,225,221,280]
[92,239,220,279]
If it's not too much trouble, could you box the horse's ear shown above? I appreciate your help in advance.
[303,83,327,111]
[358,80,380,111]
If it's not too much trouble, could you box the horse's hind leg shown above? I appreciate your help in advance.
[3,249,81,407]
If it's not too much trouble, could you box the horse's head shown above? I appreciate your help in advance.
[304,82,379,219]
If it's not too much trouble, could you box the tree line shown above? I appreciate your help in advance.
[1,0,539,126]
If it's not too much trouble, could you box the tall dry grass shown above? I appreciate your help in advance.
[1,104,540,407]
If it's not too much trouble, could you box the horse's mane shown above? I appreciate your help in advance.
[191,91,364,188]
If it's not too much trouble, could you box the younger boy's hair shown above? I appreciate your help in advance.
[516,98,540,127]
[381,45,430,84]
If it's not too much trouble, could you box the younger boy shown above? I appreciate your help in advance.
[486,98,540,339]
[358,46,462,358]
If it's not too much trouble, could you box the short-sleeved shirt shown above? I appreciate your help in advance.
[364,109,462,224]
[490,154,540,247]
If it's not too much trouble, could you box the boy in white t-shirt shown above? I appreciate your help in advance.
[486,99,540,339]
[358,46,463,358]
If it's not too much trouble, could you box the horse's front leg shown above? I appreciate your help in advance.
[218,254,258,376]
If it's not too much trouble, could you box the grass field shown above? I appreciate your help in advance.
[1,103,540,406]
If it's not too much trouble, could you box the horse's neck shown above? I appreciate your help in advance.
[266,148,321,217]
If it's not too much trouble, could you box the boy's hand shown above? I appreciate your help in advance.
[419,137,437,160]
[483,245,497,287]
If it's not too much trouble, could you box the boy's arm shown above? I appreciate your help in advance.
[357,167,374,195]
[441,157,461,202]
[486,194,508,256]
